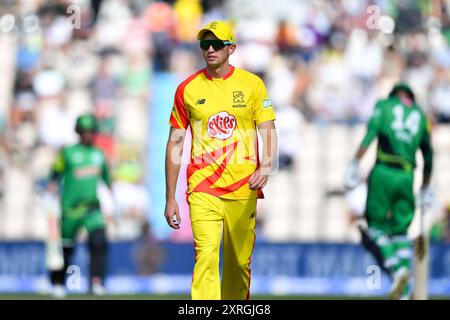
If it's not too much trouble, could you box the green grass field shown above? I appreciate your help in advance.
[0,294,377,300]
[1,293,448,300]
[1,294,448,300]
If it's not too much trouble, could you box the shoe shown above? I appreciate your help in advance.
[399,294,410,300]
[52,284,66,299]
[91,282,106,296]
[388,268,410,300]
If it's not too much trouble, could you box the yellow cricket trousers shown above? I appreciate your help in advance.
[188,192,257,300]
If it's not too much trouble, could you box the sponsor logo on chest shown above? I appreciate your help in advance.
[232,91,246,108]
[75,166,101,178]
[207,111,236,140]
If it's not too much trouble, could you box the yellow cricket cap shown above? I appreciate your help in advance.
[196,20,234,43]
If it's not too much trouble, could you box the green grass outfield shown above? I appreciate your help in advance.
[0,294,448,300]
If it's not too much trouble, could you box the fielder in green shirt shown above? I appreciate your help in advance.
[48,114,111,297]
[345,83,434,300]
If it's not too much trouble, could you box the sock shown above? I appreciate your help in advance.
[88,229,108,287]
[50,244,74,286]
[367,227,397,275]
[391,235,412,297]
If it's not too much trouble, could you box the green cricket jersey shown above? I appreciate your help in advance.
[361,96,433,174]
[50,143,110,210]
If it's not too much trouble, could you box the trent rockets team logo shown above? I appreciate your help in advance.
[207,111,236,140]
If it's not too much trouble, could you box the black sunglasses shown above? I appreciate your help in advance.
[199,40,233,51]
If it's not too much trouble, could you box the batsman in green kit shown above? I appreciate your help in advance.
[345,83,433,300]
[49,114,111,297]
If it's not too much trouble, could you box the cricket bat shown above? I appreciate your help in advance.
[412,202,429,300]
[43,193,64,271]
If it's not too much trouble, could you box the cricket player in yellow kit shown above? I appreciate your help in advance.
[164,20,277,300]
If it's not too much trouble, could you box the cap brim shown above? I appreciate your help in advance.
[197,29,229,41]
[197,29,213,40]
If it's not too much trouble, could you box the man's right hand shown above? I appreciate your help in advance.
[164,198,181,229]
[344,159,360,190]
[47,181,59,195]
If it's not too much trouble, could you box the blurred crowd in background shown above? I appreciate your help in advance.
[0,0,450,243]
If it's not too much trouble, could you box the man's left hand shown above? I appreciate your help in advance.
[418,185,435,210]
[344,159,360,190]
[249,169,269,190]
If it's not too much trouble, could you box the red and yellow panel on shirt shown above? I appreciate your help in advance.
[169,66,276,200]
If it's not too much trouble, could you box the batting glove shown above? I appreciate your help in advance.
[344,159,360,190]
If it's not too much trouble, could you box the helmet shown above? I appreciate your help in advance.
[389,83,415,102]
[75,114,98,134]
